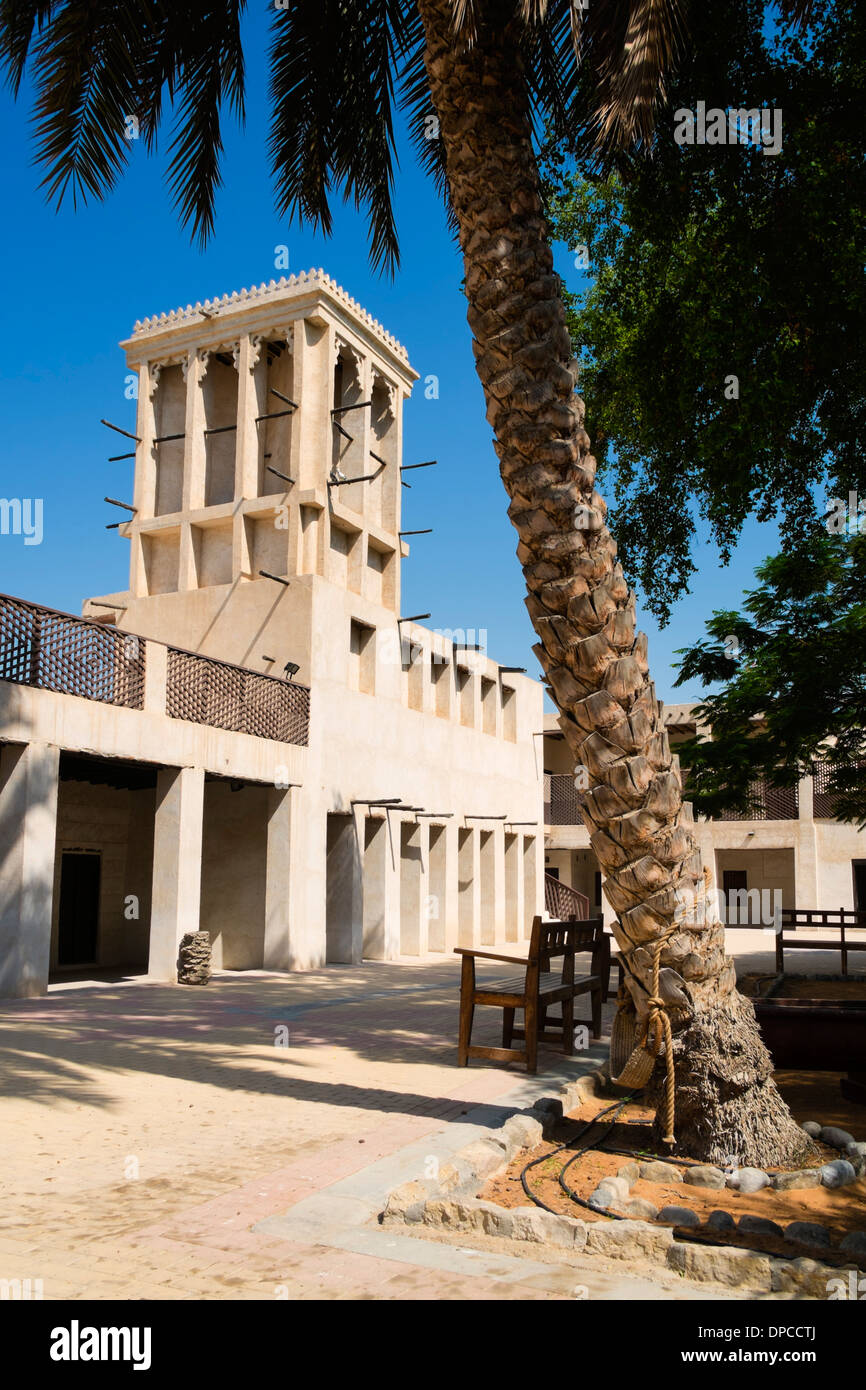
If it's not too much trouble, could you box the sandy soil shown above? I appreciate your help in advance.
[480,1074,866,1265]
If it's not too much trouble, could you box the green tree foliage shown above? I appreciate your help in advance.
[674,526,866,827]
[542,0,866,622]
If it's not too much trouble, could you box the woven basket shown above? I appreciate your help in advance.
[610,1002,637,1078]
[610,1004,656,1089]
[613,1042,657,1090]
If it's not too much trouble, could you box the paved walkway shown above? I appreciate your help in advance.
[0,956,762,1301]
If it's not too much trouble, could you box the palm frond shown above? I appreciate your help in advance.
[6,0,245,243]
[398,11,454,230]
[269,0,413,275]
[157,4,246,247]
[777,0,815,27]
[593,0,685,148]
[0,0,54,96]
[27,1,156,209]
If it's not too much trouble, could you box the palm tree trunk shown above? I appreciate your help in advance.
[417,0,812,1166]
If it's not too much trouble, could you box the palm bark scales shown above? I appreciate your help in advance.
[417,0,813,1166]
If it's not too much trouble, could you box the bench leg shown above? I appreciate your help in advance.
[502,1007,515,1048]
[591,985,602,1040]
[457,956,475,1067]
[562,995,575,1055]
[525,997,538,1073]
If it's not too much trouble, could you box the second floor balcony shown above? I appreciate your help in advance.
[0,592,310,747]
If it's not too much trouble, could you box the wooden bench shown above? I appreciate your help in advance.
[776,908,866,978]
[455,916,609,1072]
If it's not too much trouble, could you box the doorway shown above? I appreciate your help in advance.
[853,860,866,912]
[57,851,101,966]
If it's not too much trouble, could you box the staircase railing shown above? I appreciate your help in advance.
[544,873,591,920]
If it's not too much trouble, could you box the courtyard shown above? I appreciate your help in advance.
[2,934,861,1302]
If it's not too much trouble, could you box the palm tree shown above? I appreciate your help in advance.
[1,0,816,1165]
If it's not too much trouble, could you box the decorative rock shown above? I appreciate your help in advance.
[784,1221,831,1247]
[657,1204,700,1228]
[421,1198,513,1236]
[801,1121,823,1138]
[529,1100,561,1136]
[727,1167,770,1193]
[589,1176,630,1210]
[639,1160,684,1184]
[820,1159,857,1188]
[502,1113,544,1151]
[383,1179,435,1222]
[176,930,211,985]
[465,1200,514,1238]
[667,1242,772,1289]
[586,1220,674,1259]
[435,1160,476,1195]
[602,1175,632,1200]
[683,1164,726,1190]
[419,1198,475,1229]
[820,1126,855,1150]
[839,1231,866,1258]
[623,1196,659,1221]
[588,1186,615,1211]
[739,1214,784,1238]
[771,1255,838,1299]
[617,1161,640,1187]
[456,1139,509,1181]
[706,1209,736,1231]
[509,1206,586,1249]
[532,1097,563,1119]
[576,1072,602,1102]
[771,1169,822,1191]
[845,1141,866,1160]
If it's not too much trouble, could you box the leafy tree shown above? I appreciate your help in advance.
[542,0,866,622]
[0,0,817,1165]
[675,526,866,827]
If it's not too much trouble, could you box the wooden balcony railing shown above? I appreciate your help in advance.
[166,646,310,746]
[0,592,145,709]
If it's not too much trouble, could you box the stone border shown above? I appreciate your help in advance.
[380,1067,866,1296]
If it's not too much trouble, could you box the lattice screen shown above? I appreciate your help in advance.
[0,594,145,709]
[166,647,309,745]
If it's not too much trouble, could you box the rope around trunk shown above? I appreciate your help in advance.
[641,937,677,1147]
[612,927,680,1147]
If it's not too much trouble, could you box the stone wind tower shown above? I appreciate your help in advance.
[89,270,418,681]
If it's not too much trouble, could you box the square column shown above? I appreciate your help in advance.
[491,825,506,944]
[325,811,363,963]
[182,351,207,512]
[504,832,520,942]
[399,819,428,955]
[523,832,542,938]
[479,829,496,945]
[293,317,332,491]
[148,766,204,980]
[235,333,261,501]
[264,784,304,970]
[457,826,480,948]
[0,743,60,999]
[426,821,449,952]
[362,812,401,960]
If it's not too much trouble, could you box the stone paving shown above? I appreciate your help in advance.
[0,951,799,1301]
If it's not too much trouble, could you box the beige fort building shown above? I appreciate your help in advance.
[1,272,864,999]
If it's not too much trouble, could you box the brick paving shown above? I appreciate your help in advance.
[0,957,741,1301]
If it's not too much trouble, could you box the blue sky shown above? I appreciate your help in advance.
[0,12,781,705]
